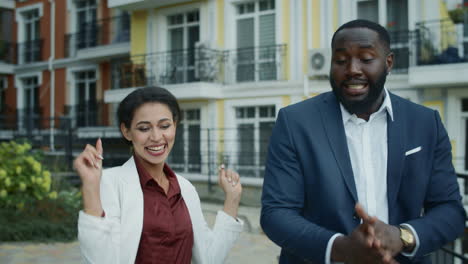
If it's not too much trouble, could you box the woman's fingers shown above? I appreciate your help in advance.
[218,165,241,188]
[96,138,104,160]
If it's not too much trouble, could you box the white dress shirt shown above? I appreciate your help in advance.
[325,89,419,264]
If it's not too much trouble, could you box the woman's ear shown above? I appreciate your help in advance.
[120,123,132,142]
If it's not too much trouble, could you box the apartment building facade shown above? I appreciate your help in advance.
[0,0,130,151]
[0,0,466,259]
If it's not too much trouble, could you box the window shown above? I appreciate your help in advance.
[22,9,41,63]
[164,11,200,84]
[387,0,409,73]
[169,109,201,173]
[75,70,97,127]
[76,0,97,49]
[236,0,276,82]
[0,9,13,63]
[22,76,40,129]
[235,105,275,177]
[357,0,378,23]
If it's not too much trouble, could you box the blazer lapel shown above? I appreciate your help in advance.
[386,94,405,224]
[120,157,144,262]
[319,93,358,202]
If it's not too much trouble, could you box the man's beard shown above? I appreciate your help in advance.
[330,67,388,115]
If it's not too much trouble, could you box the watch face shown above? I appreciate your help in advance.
[401,228,414,245]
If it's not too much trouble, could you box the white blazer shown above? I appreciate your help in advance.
[78,157,243,264]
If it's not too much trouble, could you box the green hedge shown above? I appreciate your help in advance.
[0,188,82,242]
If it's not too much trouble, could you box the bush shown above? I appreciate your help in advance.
[0,140,82,241]
[0,141,56,208]
[0,189,82,241]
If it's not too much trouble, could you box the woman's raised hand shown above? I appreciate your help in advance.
[73,138,104,217]
[218,164,242,219]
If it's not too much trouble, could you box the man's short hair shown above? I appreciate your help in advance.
[331,19,391,52]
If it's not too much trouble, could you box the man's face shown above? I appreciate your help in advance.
[329,27,393,116]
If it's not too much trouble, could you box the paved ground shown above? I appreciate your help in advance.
[0,203,281,264]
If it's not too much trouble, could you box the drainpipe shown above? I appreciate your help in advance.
[48,0,55,151]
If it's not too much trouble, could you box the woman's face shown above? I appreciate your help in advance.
[121,102,176,169]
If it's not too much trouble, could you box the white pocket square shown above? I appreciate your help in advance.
[405,146,422,156]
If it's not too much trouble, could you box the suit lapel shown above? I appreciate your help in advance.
[386,95,405,224]
[320,93,358,202]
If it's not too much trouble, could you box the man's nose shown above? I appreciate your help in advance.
[347,58,362,76]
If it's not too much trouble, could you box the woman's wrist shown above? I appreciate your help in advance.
[223,197,240,219]
[81,185,103,217]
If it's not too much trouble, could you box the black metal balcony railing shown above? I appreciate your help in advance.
[415,19,468,66]
[17,39,42,64]
[111,44,287,88]
[389,30,411,73]
[0,40,16,64]
[65,14,130,57]
[0,106,16,130]
[64,101,113,128]
[227,44,287,83]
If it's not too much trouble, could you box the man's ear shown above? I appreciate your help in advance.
[386,51,394,74]
[120,123,132,142]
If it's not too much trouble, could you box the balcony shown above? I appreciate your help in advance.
[226,44,287,83]
[110,44,287,90]
[65,14,130,59]
[17,39,42,64]
[409,18,468,87]
[414,19,468,66]
[388,30,411,73]
[64,101,116,129]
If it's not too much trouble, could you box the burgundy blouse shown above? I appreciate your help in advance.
[134,157,194,264]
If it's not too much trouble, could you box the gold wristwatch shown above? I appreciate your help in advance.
[399,226,415,252]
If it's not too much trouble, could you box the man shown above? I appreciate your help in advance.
[261,19,466,264]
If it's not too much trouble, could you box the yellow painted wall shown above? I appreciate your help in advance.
[423,100,445,123]
[131,10,148,58]
[312,0,321,49]
[282,95,291,107]
[333,0,338,31]
[439,0,456,50]
[283,0,290,80]
[302,0,308,74]
[217,0,224,48]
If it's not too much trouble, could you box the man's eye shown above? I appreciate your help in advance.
[361,58,374,63]
[334,59,346,65]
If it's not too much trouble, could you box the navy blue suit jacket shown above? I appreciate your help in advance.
[260,92,466,264]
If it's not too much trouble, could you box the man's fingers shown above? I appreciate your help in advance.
[355,203,370,222]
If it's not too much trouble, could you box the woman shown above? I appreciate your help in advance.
[75,87,243,264]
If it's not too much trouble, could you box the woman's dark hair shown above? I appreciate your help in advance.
[117,86,181,138]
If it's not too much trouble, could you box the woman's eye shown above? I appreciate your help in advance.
[137,127,150,132]
[161,124,171,130]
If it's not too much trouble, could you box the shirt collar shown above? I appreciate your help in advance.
[340,88,394,123]
[134,154,178,191]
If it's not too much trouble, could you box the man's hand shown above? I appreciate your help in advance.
[331,204,400,264]
[355,203,402,263]
[371,218,404,257]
